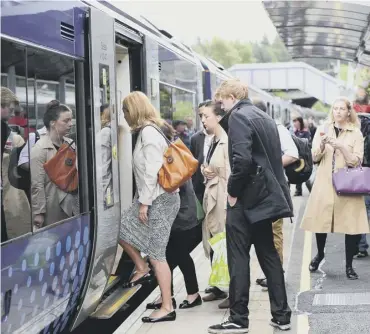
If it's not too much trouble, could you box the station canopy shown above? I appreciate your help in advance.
[263,1,370,66]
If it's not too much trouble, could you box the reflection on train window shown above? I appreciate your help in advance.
[1,39,80,242]
[159,83,195,126]
[99,64,114,209]
[159,83,172,122]
[27,45,80,229]
[1,40,30,241]
[172,88,194,124]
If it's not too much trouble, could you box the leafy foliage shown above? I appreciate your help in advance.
[192,34,291,68]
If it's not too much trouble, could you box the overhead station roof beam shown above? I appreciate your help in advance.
[263,1,370,65]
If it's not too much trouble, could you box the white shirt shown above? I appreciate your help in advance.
[276,122,299,159]
[18,126,47,166]
[203,129,214,162]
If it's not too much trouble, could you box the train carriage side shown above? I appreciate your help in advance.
[1,1,206,333]
[1,2,97,334]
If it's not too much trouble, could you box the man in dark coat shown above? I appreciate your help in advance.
[208,80,292,334]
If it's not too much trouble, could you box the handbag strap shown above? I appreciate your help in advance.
[141,123,172,146]
[332,149,362,173]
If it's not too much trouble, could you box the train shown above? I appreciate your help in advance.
[0,1,326,334]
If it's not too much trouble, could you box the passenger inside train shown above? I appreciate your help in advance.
[2,2,370,334]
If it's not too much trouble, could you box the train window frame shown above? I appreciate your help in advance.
[1,38,89,245]
[159,81,196,125]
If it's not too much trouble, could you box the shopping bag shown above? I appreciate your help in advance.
[208,232,230,290]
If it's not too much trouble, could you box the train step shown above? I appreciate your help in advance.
[104,275,121,294]
[90,284,142,319]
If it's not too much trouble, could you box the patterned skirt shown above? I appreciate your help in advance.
[120,192,180,261]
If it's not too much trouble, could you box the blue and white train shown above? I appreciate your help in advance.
[0,1,324,333]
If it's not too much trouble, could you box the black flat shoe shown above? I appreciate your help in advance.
[122,271,154,288]
[179,294,202,309]
[142,311,176,323]
[146,298,177,310]
[309,254,324,272]
[346,266,359,280]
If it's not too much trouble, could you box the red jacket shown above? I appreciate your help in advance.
[353,103,370,113]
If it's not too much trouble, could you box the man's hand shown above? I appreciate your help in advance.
[228,195,237,207]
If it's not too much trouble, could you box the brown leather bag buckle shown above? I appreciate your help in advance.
[65,158,73,166]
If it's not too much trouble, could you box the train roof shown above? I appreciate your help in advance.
[85,0,198,63]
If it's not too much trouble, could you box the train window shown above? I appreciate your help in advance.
[98,64,114,209]
[159,83,172,123]
[159,83,195,132]
[26,45,80,230]
[1,39,31,242]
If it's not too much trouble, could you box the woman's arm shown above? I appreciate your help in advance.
[337,130,364,167]
[30,144,47,216]
[312,125,326,163]
[139,127,165,206]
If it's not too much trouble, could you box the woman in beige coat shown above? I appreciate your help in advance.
[301,97,369,280]
[31,100,79,228]
[200,101,230,304]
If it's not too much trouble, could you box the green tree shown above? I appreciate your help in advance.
[192,35,290,67]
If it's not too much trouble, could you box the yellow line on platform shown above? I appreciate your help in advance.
[297,231,312,334]
[300,231,312,292]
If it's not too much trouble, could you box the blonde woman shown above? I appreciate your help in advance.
[119,91,180,323]
[301,97,369,280]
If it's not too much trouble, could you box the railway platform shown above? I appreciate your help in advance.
[115,193,309,334]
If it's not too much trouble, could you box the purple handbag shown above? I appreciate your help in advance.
[332,154,370,195]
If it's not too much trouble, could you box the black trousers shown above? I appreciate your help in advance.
[226,202,291,327]
[315,233,361,268]
[166,223,202,296]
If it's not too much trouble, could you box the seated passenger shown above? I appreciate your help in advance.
[301,97,369,279]
[119,91,180,323]
[200,101,230,308]
[146,121,202,311]
[31,100,79,228]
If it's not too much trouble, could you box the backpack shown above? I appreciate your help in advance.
[285,135,313,184]
[359,115,370,167]
[8,131,40,191]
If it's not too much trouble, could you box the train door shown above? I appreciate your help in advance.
[72,7,120,328]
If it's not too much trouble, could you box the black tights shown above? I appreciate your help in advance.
[315,233,362,268]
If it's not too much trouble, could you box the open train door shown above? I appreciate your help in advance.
[71,6,123,329]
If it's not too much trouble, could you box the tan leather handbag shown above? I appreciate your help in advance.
[142,124,198,193]
[43,141,78,193]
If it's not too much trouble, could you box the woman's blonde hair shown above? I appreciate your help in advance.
[215,79,249,100]
[328,96,360,128]
[122,91,163,130]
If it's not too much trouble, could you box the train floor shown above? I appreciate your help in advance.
[113,187,370,334]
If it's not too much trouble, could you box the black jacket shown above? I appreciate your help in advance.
[171,180,198,232]
[189,130,206,203]
[223,99,293,224]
